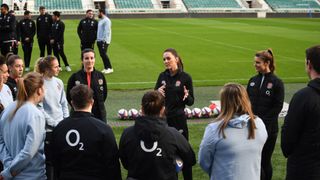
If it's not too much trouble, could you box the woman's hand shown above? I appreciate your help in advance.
[158,84,166,97]
[183,86,189,101]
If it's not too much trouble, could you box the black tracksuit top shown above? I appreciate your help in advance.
[18,19,36,43]
[281,78,320,179]
[155,70,194,118]
[119,116,196,180]
[51,20,65,44]
[36,13,52,40]
[0,13,16,42]
[247,72,284,126]
[67,69,107,122]
[51,111,122,180]
[77,17,98,43]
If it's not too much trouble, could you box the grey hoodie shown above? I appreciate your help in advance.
[199,114,267,180]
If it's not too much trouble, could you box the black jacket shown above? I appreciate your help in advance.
[5,76,17,100]
[18,18,36,43]
[67,69,107,122]
[119,116,196,180]
[247,72,284,130]
[281,78,320,180]
[77,18,98,44]
[51,20,65,44]
[155,70,194,118]
[36,13,52,40]
[0,13,16,42]
[51,111,122,180]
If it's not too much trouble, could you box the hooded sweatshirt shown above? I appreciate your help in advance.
[281,78,320,179]
[199,114,267,180]
[119,116,196,180]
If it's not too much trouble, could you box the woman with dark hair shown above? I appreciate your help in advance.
[247,49,284,180]
[67,48,107,122]
[119,90,196,180]
[0,72,46,179]
[199,83,267,180]
[155,48,194,180]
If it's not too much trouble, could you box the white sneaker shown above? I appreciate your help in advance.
[105,68,113,74]
[65,66,72,72]
[102,68,113,74]
[25,67,30,72]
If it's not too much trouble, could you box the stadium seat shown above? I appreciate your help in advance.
[35,0,83,10]
[114,0,153,9]
[265,0,320,9]
[183,0,241,9]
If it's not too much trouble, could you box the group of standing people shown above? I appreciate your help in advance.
[0,4,320,179]
[0,4,114,74]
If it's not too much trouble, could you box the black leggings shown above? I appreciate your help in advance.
[261,129,278,180]
[167,115,192,180]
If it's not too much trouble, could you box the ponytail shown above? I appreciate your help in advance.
[10,72,44,120]
[255,48,275,73]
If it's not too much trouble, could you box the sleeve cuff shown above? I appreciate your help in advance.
[1,168,13,179]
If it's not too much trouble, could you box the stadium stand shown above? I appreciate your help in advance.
[183,0,241,9]
[265,0,320,9]
[114,0,153,9]
[34,0,83,10]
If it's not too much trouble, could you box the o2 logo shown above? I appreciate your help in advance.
[65,129,84,151]
[140,141,162,156]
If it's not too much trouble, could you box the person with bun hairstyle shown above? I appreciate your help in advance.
[155,48,194,180]
[0,72,46,179]
[35,55,69,128]
[247,49,284,180]
[199,83,267,180]
[119,90,196,180]
[35,55,69,180]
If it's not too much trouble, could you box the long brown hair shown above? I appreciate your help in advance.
[164,48,184,71]
[255,48,275,73]
[217,83,256,139]
[10,72,44,120]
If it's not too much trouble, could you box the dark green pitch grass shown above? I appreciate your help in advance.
[25,18,319,89]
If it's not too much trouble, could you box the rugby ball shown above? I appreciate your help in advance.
[128,108,139,120]
[118,109,128,120]
[192,108,202,118]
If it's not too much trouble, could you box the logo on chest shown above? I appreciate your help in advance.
[175,80,181,87]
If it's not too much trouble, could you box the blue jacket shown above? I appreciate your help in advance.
[199,114,267,180]
[0,102,46,180]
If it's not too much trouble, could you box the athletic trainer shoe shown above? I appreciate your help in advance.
[65,66,72,72]
[102,68,113,74]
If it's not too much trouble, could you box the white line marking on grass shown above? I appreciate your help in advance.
[108,77,307,85]
[117,20,302,62]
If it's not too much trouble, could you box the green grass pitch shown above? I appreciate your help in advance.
[27,18,319,89]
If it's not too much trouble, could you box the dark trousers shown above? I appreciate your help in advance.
[45,131,57,180]
[97,41,112,69]
[52,42,69,67]
[0,41,13,56]
[22,42,33,68]
[167,115,192,180]
[38,38,52,57]
[81,42,95,51]
[261,128,278,180]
